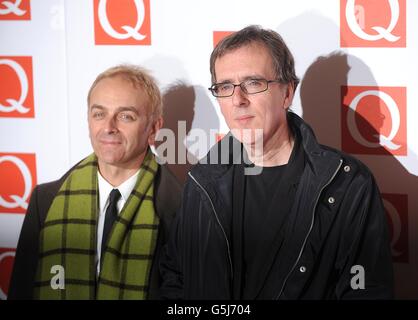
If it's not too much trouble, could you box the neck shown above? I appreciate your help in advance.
[98,156,145,187]
[243,124,294,167]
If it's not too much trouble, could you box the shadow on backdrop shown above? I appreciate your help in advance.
[158,82,196,184]
[142,55,220,183]
[158,82,220,184]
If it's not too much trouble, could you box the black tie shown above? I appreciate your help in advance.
[101,189,121,261]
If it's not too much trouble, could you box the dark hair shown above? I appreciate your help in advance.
[209,25,299,90]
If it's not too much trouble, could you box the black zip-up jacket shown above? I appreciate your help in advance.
[160,112,394,299]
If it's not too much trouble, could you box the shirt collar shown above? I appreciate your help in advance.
[117,170,140,201]
[97,169,140,210]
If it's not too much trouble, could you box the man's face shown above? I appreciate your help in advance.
[214,43,293,145]
[88,75,160,170]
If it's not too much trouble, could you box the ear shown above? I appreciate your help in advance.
[283,82,295,110]
[148,116,163,146]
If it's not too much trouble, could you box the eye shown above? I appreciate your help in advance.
[118,112,136,122]
[91,111,105,119]
[215,83,233,93]
[245,79,264,88]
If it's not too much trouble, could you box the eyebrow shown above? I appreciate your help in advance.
[116,106,139,114]
[216,74,266,84]
[90,104,104,111]
[90,104,139,114]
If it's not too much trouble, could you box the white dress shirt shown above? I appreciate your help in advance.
[96,169,140,274]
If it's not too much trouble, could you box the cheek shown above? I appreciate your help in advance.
[257,94,281,114]
[91,128,102,142]
[130,125,149,145]
[88,123,96,139]
[219,103,233,122]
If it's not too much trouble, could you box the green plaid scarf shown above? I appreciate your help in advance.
[34,150,159,299]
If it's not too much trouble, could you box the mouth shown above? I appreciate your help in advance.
[235,115,255,124]
[99,140,122,146]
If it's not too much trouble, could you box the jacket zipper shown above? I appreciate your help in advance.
[275,159,343,299]
[188,172,234,277]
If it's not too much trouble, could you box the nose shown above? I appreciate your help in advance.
[231,85,249,108]
[104,114,118,134]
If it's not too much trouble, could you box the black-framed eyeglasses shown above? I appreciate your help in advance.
[208,78,282,98]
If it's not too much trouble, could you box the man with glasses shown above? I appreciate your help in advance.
[160,25,393,299]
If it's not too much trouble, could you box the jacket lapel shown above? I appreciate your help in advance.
[244,114,343,299]
[253,149,342,299]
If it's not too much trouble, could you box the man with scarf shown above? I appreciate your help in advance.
[9,65,182,299]
[160,25,394,299]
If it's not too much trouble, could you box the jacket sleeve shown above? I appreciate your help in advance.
[160,199,184,300]
[8,186,42,300]
[159,181,193,300]
[335,172,394,299]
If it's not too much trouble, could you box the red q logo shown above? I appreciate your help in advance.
[0,248,15,300]
[0,0,30,20]
[0,56,35,118]
[0,153,36,214]
[213,31,234,47]
[340,0,406,47]
[382,194,408,263]
[341,86,407,156]
[94,0,151,45]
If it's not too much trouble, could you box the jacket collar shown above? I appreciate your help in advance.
[191,112,341,186]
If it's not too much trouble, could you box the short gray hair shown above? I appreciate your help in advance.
[87,64,162,119]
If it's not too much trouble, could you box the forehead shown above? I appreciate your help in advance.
[89,76,147,106]
[88,76,153,118]
[214,43,275,81]
[91,75,137,94]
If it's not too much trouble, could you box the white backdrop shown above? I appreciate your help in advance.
[0,0,417,299]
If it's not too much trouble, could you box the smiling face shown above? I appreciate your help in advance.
[88,75,160,171]
[213,42,294,146]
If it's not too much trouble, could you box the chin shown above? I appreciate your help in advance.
[230,128,264,146]
[96,152,124,166]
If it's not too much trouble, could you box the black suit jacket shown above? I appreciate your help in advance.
[8,163,182,300]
